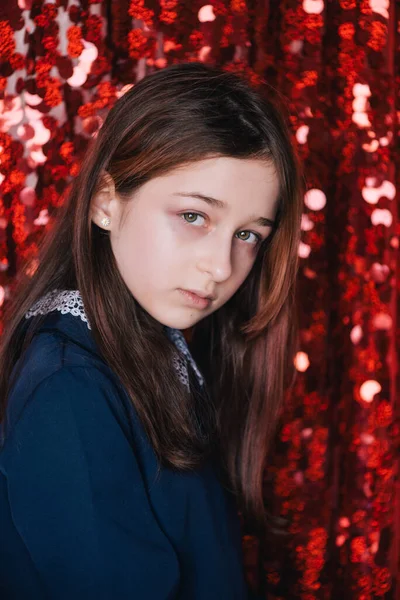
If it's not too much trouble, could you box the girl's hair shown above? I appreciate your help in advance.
[0,62,303,535]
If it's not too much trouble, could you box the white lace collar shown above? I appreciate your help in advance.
[24,289,204,391]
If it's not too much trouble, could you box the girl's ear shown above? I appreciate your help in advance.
[90,171,117,230]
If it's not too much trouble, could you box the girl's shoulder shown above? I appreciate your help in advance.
[1,303,131,452]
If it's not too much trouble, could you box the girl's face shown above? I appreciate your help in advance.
[97,156,280,330]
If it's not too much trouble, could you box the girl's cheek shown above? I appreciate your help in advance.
[168,216,203,241]
[165,213,186,234]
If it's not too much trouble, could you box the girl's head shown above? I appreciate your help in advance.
[1,62,303,535]
[82,62,297,333]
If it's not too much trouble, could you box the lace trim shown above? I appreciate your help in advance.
[25,289,91,328]
[24,289,204,390]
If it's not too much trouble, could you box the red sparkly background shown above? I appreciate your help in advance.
[0,1,399,598]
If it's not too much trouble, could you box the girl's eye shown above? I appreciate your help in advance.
[181,212,206,227]
[179,212,262,245]
[236,230,262,245]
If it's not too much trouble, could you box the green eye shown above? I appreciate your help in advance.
[183,213,198,223]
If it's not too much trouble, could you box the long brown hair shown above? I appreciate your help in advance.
[0,62,303,535]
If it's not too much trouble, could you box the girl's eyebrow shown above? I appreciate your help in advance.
[172,192,276,227]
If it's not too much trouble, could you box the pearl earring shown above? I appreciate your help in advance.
[101,217,111,228]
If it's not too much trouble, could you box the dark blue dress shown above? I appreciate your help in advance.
[0,291,257,599]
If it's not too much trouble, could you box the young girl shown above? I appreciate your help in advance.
[0,62,303,599]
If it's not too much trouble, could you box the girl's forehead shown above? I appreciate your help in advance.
[160,155,276,180]
[135,157,279,203]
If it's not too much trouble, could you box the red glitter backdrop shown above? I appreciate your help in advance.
[0,1,399,598]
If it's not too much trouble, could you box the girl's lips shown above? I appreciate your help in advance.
[178,289,212,309]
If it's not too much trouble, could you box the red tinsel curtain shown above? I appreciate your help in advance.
[0,1,399,598]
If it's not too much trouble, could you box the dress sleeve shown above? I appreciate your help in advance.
[1,367,180,600]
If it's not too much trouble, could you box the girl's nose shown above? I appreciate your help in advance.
[196,237,233,283]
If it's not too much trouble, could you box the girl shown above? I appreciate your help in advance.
[0,62,303,599]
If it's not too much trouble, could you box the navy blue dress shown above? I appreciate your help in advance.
[0,291,258,599]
